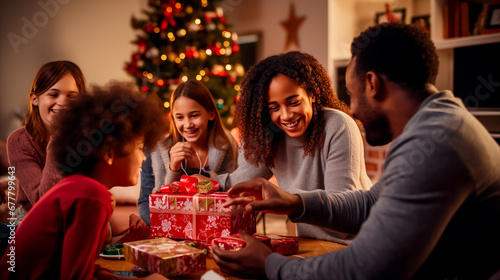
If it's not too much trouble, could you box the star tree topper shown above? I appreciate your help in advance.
[280,2,306,50]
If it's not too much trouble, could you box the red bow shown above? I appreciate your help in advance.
[161,0,182,30]
[161,175,219,194]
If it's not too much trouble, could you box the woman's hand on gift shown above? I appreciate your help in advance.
[129,213,146,231]
[224,177,304,216]
[212,232,271,278]
[169,142,193,172]
[191,174,210,182]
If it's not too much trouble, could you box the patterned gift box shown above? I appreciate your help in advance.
[149,192,256,240]
[253,234,272,248]
[268,235,299,255]
[209,234,272,257]
[123,237,206,277]
[212,235,247,251]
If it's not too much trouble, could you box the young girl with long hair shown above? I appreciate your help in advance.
[138,80,238,225]
[7,60,85,222]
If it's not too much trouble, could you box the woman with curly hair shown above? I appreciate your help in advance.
[0,81,168,279]
[214,51,372,244]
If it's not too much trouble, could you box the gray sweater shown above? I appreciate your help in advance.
[137,129,238,225]
[151,129,238,191]
[218,108,372,244]
[266,91,500,279]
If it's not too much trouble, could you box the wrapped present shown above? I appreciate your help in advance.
[150,176,256,240]
[253,234,272,248]
[268,235,299,255]
[212,235,246,251]
[209,234,271,257]
[123,237,206,277]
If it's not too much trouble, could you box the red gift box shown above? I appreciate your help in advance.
[253,234,272,248]
[123,238,206,277]
[209,234,272,257]
[150,177,255,240]
[268,235,299,255]
[212,235,247,251]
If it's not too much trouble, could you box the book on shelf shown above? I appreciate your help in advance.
[443,0,497,39]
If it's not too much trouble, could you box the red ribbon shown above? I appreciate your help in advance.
[161,0,182,30]
[160,175,219,194]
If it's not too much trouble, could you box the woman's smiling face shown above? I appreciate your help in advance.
[267,74,314,138]
[31,73,79,131]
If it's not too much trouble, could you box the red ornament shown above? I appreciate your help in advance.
[214,45,222,56]
[230,76,236,83]
[161,0,182,30]
[137,39,147,54]
[141,85,149,92]
[218,16,226,24]
[129,51,141,67]
[232,43,240,54]
[145,22,156,33]
[185,49,193,59]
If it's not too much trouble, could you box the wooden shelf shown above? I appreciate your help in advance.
[434,33,500,49]
[469,110,500,117]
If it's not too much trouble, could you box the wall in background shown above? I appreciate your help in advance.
[224,0,328,70]
[0,0,144,141]
[0,0,328,141]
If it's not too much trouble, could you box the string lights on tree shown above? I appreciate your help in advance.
[125,0,245,127]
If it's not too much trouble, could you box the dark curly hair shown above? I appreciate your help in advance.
[235,51,350,168]
[51,80,168,176]
[351,22,439,94]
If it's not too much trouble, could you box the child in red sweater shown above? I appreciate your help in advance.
[0,81,168,279]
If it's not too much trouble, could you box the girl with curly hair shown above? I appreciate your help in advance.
[6,60,85,223]
[0,81,168,279]
[137,80,238,225]
[214,51,372,244]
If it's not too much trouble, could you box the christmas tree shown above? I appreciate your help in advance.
[125,0,244,127]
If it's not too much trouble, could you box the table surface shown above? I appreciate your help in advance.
[96,238,347,279]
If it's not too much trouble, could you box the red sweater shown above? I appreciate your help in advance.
[0,174,112,279]
[7,127,62,210]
